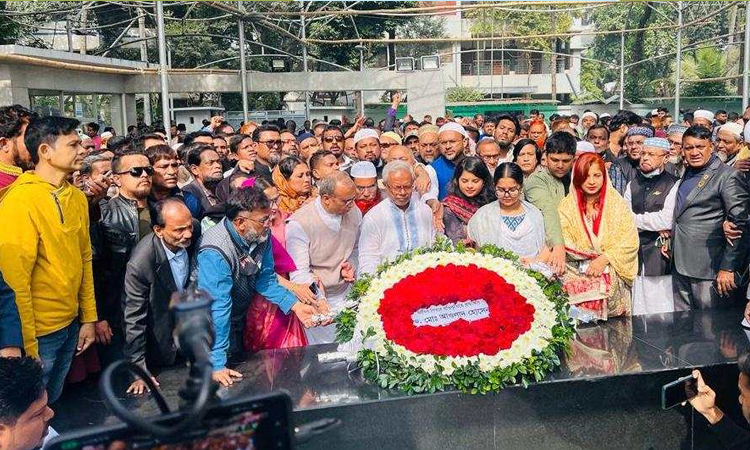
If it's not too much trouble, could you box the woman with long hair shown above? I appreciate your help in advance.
[442,156,496,243]
[468,162,549,266]
[272,156,313,214]
[558,153,638,320]
[241,177,321,351]
[512,138,541,179]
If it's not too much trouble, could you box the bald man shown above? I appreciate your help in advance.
[286,172,362,344]
[123,198,200,394]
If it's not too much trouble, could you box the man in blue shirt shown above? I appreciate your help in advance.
[431,122,468,200]
[0,270,22,357]
[196,186,322,387]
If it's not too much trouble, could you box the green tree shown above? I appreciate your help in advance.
[0,2,23,45]
[446,87,483,103]
[395,15,448,62]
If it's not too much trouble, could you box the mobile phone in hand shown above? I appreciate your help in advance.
[662,375,698,409]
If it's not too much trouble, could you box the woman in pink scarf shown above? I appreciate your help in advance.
[241,177,318,351]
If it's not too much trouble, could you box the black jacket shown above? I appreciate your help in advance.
[122,233,199,373]
[711,415,750,450]
[95,195,144,327]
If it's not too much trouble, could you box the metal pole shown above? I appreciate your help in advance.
[490,16,494,100]
[743,1,750,111]
[155,1,171,141]
[619,30,625,110]
[120,93,128,134]
[66,18,74,52]
[138,8,151,125]
[500,22,505,99]
[168,48,175,122]
[301,3,310,122]
[675,1,683,118]
[238,2,249,124]
[359,46,365,117]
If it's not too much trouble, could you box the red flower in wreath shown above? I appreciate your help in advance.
[378,264,536,358]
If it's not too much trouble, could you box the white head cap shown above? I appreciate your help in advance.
[353,128,380,145]
[651,109,659,116]
[575,141,596,155]
[693,109,715,123]
[719,122,744,140]
[581,111,598,121]
[350,161,377,179]
[438,121,467,137]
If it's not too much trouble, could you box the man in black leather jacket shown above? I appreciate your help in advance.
[94,151,154,362]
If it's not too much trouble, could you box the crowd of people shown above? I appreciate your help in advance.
[1,94,750,412]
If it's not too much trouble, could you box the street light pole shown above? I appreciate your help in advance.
[155,1,171,140]
[675,1,683,119]
[619,29,625,110]
[301,2,310,122]
[238,1,249,124]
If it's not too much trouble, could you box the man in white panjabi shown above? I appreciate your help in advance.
[286,171,362,344]
[358,160,436,275]
[623,138,679,315]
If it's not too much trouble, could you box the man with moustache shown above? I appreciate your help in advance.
[197,186,322,387]
[280,129,300,157]
[617,126,654,183]
[96,151,155,361]
[667,124,688,178]
[623,138,679,315]
[492,114,520,161]
[417,124,440,164]
[183,145,224,215]
[321,125,353,172]
[146,144,202,218]
[0,358,55,450]
[352,128,384,177]
[714,122,745,168]
[359,161,435,275]
[431,122,468,200]
[123,199,198,395]
[672,126,749,310]
[477,138,504,177]
[0,105,36,189]
[252,125,282,182]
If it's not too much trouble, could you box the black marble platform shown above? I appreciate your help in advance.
[53,307,750,450]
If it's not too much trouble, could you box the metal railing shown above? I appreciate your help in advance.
[461,57,569,76]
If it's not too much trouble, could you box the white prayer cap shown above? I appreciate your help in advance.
[719,122,744,140]
[693,109,715,123]
[353,128,380,145]
[651,109,659,116]
[600,113,611,119]
[100,131,114,140]
[438,121,467,137]
[581,111,598,121]
[575,141,596,156]
[350,161,377,179]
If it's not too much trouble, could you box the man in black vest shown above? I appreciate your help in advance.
[624,138,679,315]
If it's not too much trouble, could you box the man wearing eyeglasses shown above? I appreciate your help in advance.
[286,171,362,344]
[321,125,353,172]
[251,125,281,183]
[95,150,155,363]
[197,186,324,386]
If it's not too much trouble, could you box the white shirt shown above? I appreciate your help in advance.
[623,176,679,232]
[358,197,436,275]
[160,240,189,292]
[421,163,439,203]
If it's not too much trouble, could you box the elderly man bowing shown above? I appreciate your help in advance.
[359,161,436,275]
[286,171,362,344]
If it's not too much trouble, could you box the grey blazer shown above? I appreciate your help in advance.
[672,157,749,280]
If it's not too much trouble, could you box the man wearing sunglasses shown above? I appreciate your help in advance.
[95,151,154,363]
[321,125,353,172]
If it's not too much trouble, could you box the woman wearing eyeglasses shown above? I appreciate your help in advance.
[441,157,496,244]
[467,162,550,267]
[272,156,313,214]
[558,153,638,320]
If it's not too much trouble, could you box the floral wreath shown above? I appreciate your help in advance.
[335,239,574,394]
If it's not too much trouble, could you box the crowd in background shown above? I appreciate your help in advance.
[1,93,750,415]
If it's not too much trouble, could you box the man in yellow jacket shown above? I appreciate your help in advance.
[0,116,97,403]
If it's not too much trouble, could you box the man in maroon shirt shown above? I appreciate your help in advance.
[0,105,36,189]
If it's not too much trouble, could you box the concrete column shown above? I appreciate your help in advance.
[406,71,445,119]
